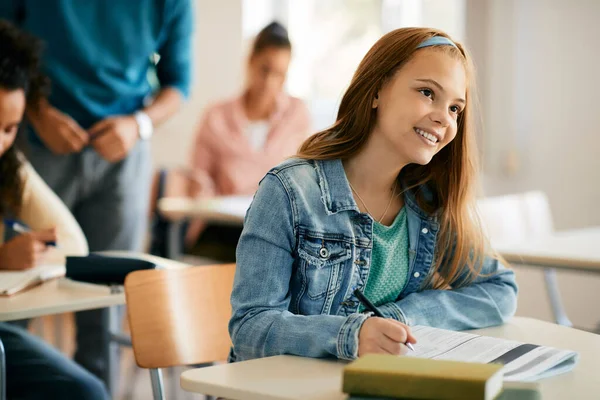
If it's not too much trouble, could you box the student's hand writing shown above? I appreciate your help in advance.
[89,115,140,162]
[0,228,57,270]
[358,317,417,357]
[29,104,89,154]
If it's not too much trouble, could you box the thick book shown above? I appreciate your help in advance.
[347,381,541,400]
[0,264,65,296]
[343,354,504,400]
[347,381,542,400]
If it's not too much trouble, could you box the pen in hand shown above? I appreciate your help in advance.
[354,288,415,352]
[5,220,57,247]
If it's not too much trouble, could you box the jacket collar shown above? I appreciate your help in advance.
[315,159,359,215]
[314,159,438,221]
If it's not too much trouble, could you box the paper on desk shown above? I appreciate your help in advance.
[407,325,578,382]
[0,264,66,295]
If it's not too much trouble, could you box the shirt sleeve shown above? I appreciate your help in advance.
[18,163,89,256]
[378,255,518,330]
[155,0,194,98]
[188,108,217,197]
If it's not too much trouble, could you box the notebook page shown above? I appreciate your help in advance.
[407,325,578,382]
[0,264,66,295]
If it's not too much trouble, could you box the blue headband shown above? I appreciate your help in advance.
[417,36,457,49]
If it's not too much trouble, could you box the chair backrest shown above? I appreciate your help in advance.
[477,191,554,245]
[124,264,235,369]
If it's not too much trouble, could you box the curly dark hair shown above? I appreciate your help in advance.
[0,19,49,217]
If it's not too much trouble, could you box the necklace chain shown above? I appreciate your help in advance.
[348,180,397,224]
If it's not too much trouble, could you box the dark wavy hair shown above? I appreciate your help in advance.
[0,19,49,217]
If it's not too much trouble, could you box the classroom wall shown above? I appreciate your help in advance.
[477,0,600,230]
[151,0,244,168]
[467,0,600,330]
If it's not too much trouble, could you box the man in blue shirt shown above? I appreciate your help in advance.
[0,0,193,391]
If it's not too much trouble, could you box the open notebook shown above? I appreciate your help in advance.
[0,264,65,296]
[407,325,578,382]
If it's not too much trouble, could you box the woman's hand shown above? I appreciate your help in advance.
[0,228,57,270]
[358,317,417,356]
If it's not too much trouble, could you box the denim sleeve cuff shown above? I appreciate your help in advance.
[379,302,410,325]
[336,313,371,360]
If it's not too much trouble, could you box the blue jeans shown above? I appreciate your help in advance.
[0,323,109,400]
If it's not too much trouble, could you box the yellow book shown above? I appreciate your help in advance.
[343,354,504,400]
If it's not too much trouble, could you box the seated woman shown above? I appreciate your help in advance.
[0,19,107,399]
[229,27,518,362]
[151,21,311,261]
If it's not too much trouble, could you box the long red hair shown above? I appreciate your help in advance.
[298,27,490,289]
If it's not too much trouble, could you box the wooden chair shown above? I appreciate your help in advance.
[124,264,235,400]
[477,191,572,326]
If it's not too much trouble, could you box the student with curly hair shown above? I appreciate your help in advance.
[1,0,193,382]
[0,19,108,399]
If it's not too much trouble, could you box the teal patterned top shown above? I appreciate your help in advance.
[361,207,410,309]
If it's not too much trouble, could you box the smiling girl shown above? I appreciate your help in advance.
[228,27,517,362]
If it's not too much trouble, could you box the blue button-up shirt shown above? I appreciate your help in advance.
[0,0,193,130]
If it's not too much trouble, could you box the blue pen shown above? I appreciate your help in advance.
[4,219,57,247]
[354,288,415,352]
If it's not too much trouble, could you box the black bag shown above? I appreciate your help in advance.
[66,254,157,285]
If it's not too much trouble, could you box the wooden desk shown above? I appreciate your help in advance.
[495,228,600,327]
[0,251,188,321]
[158,195,251,225]
[496,227,600,273]
[0,279,123,322]
[0,252,190,397]
[180,317,600,400]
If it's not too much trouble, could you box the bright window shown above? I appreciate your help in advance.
[243,0,465,130]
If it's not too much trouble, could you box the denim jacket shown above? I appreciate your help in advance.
[229,158,518,362]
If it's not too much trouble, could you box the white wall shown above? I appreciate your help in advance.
[150,0,244,168]
[467,0,600,330]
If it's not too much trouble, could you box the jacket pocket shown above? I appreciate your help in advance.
[298,234,352,300]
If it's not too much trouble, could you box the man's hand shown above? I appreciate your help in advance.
[29,104,89,154]
[0,228,57,270]
[89,115,140,162]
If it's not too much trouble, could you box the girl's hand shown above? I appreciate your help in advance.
[358,317,417,356]
[0,228,57,270]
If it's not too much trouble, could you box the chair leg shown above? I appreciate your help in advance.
[150,368,165,400]
[167,221,184,260]
[543,268,573,327]
[0,337,6,400]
